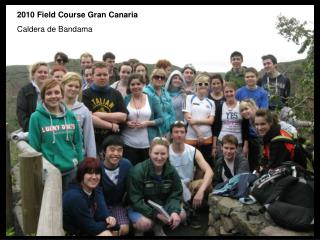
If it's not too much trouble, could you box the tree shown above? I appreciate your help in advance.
[276,15,314,128]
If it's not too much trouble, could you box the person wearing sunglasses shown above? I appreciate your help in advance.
[110,61,133,98]
[54,51,69,66]
[164,70,187,122]
[183,73,215,176]
[144,68,176,136]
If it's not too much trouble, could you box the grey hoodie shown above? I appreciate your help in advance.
[164,70,187,121]
[71,101,97,158]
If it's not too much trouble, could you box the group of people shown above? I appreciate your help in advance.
[15,50,300,236]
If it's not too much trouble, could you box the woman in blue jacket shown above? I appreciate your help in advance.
[63,157,117,236]
[144,68,176,136]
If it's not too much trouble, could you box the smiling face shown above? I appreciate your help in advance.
[263,58,276,74]
[104,145,123,168]
[129,78,144,95]
[222,142,237,162]
[33,65,49,88]
[211,78,223,94]
[254,116,271,136]
[119,65,132,81]
[52,70,65,83]
[231,56,243,70]
[224,86,235,100]
[171,75,183,89]
[64,80,80,100]
[240,105,255,119]
[44,84,63,111]
[84,68,93,84]
[82,172,101,192]
[150,144,168,170]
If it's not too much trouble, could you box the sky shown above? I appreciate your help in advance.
[6,5,314,72]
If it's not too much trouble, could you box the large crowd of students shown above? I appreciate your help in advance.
[16,50,301,236]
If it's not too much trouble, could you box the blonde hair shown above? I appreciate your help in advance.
[150,68,166,80]
[29,62,48,80]
[194,73,210,84]
[240,98,258,112]
[61,72,82,101]
[149,137,170,152]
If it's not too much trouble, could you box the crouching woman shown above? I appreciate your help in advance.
[126,137,186,236]
[63,157,118,236]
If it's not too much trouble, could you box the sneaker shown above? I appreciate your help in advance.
[153,223,167,236]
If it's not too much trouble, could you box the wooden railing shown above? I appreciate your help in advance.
[9,128,64,236]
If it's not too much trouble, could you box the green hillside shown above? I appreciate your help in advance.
[6,59,305,132]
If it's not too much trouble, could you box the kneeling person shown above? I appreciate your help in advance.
[214,134,249,186]
[127,137,186,236]
[99,135,132,236]
[169,121,213,228]
[63,157,117,236]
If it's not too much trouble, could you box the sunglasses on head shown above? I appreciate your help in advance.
[153,75,166,80]
[173,120,185,125]
[197,82,209,86]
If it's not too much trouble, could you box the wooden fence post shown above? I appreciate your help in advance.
[19,152,44,235]
[6,123,14,229]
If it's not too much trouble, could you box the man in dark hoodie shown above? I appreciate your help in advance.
[99,135,132,236]
[258,54,291,111]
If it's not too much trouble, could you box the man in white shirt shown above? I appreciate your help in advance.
[168,121,213,229]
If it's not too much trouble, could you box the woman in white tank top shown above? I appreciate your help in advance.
[122,73,164,165]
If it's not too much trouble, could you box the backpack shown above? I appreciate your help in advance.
[264,129,313,170]
[250,161,314,231]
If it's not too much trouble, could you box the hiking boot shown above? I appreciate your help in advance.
[189,215,201,229]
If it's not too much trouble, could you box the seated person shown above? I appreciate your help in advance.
[126,137,186,236]
[99,135,132,236]
[63,157,117,236]
[255,109,296,171]
[214,134,249,186]
[168,121,213,229]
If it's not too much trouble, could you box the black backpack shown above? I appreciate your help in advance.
[250,161,314,231]
[270,131,313,170]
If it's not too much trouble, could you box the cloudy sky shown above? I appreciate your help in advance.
[6,5,314,72]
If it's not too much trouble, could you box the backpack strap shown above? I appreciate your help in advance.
[271,130,295,160]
